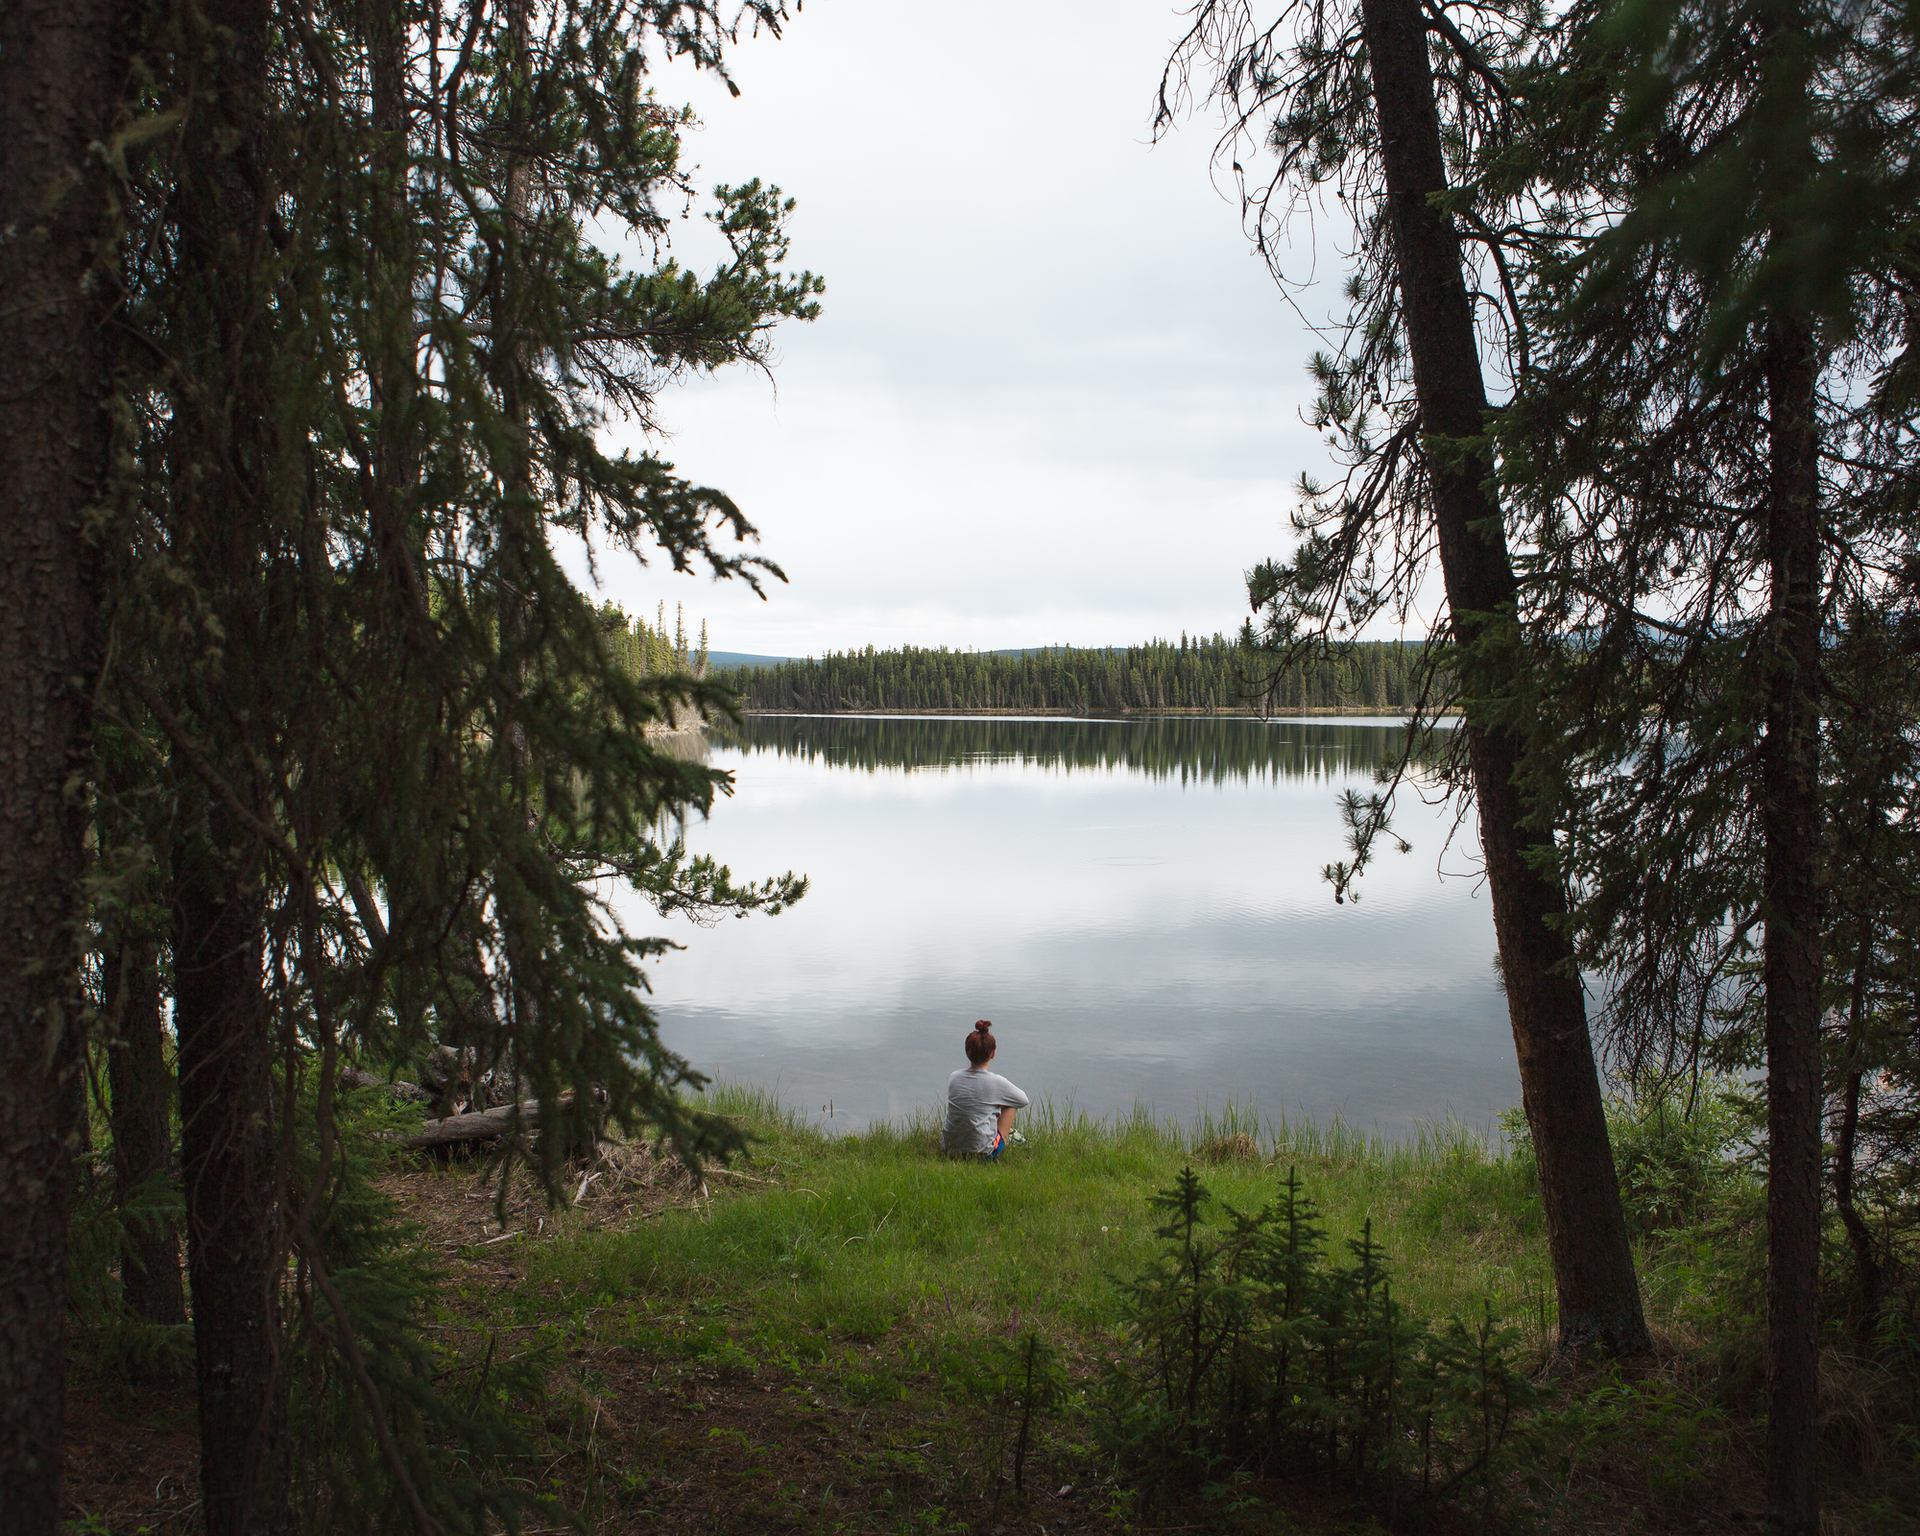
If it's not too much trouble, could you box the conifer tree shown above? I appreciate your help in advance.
[0,3,129,1526]
[53,0,821,1526]
[157,0,298,1523]
[1160,0,1648,1355]
[1488,3,1918,1522]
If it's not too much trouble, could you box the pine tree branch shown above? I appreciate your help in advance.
[287,1209,443,1536]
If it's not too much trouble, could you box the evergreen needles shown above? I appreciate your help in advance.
[1101,1164,1529,1510]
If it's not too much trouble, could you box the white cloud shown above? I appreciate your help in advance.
[572,0,1361,656]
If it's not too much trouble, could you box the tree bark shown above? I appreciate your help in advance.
[104,935,187,1327]
[493,0,564,1146]
[361,0,431,640]
[1358,0,1649,1356]
[165,0,290,1528]
[1760,310,1823,1536]
[0,0,120,1526]
[1834,916,1881,1348]
[171,808,286,1534]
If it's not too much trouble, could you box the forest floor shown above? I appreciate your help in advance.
[61,1090,1907,1535]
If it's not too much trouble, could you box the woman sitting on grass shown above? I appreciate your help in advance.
[942,1019,1029,1158]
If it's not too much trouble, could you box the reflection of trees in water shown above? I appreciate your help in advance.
[712,714,1445,786]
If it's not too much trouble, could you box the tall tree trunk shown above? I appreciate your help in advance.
[1358,0,1649,1356]
[167,0,290,1528]
[496,0,538,703]
[495,0,550,1124]
[171,808,286,1533]
[1760,310,1823,1536]
[1756,23,1825,1533]
[365,0,424,615]
[104,935,186,1327]
[0,1,120,1527]
[1834,915,1881,1348]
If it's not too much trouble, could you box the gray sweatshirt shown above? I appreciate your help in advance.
[942,1067,1030,1155]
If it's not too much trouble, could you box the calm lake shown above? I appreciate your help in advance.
[632,714,1521,1138]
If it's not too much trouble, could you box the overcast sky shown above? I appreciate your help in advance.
[577,0,1371,658]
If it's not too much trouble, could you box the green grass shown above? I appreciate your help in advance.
[480,1086,1920,1534]
[514,1087,1555,1380]
[483,1088,1570,1531]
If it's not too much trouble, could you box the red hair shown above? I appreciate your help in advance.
[963,1019,995,1066]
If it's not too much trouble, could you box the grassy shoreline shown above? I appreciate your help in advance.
[487,1089,1564,1533]
[69,1084,1911,1535]
[638,1089,1554,1342]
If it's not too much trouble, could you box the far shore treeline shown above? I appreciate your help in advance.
[723,635,1435,715]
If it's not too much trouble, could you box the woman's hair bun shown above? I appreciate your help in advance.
[974,1019,992,1033]
[964,1019,996,1064]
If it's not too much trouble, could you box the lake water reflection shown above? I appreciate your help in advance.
[633,714,1520,1137]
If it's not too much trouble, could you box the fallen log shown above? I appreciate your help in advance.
[400,1090,580,1151]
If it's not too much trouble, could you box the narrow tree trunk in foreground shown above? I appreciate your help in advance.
[104,935,186,1327]
[364,0,426,618]
[1761,310,1823,1536]
[0,1,119,1526]
[493,0,568,1150]
[171,809,286,1534]
[1359,0,1649,1356]
[167,0,290,1527]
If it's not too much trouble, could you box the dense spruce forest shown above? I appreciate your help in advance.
[728,635,1432,714]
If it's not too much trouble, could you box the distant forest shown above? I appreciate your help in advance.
[728,635,1434,714]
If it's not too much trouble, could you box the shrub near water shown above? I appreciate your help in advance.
[1606,1084,1754,1239]
[1100,1164,1529,1509]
